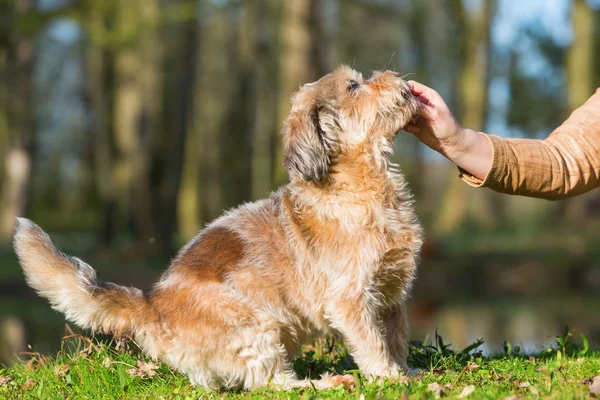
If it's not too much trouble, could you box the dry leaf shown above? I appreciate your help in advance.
[428,382,443,399]
[590,376,600,398]
[457,385,475,398]
[465,362,480,372]
[529,386,539,396]
[0,376,11,386]
[23,377,35,390]
[519,382,530,388]
[54,365,69,377]
[126,360,159,379]
[103,357,112,368]
[393,375,410,386]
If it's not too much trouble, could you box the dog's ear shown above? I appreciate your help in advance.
[283,104,340,183]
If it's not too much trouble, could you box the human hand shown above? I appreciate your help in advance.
[404,80,493,180]
[403,81,466,158]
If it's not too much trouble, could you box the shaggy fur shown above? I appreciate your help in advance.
[14,66,422,390]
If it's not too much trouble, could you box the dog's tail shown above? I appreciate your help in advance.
[13,218,160,344]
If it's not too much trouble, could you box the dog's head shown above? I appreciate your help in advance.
[283,65,419,184]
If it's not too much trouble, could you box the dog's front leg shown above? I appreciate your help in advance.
[327,297,399,378]
[383,301,410,371]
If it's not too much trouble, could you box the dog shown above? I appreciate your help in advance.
[14,66,422,390]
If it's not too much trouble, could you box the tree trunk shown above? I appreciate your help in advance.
[86,4,118,247]
[563,0,597,223]
[435,0,493,234]
[250,0,279,201]
[196,7,230,224]
[112,0,163,251]
[273,0,318,187]
[217,2,254,211]
[159,0,198,251]
[0,0,36,241]
[177,3,205,240]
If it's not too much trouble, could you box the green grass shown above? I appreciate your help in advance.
[1,330,599,399]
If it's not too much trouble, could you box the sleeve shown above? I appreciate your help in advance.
[457,89,600,200]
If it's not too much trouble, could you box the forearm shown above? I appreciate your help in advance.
[480,134,600,199]
[406,80,600,199]
[455,90,600,199]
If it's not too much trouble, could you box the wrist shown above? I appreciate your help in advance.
[447,129,494,180]
[439,127,473,163]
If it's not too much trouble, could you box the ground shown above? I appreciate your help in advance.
[1,330,599,399]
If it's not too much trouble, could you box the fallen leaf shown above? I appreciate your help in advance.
[457,384,475,398]
[428,382,443,399]
[519,382,530,388]
[428,382,441,398]
[0,376,11,386]
[54,365,69,377]
[465,362,480,372]
[529,386,539,396]
[22,377,34,390]
[395,375,410,386]
[126,360,159,379]
[590,376,600,398]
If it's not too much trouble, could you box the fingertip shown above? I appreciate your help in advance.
[407,80,422,95]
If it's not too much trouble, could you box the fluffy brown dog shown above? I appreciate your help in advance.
[14,66,422,390]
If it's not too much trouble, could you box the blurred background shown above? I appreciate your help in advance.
[1,0,600,365]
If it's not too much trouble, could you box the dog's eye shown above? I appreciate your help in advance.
[348,80,360,92]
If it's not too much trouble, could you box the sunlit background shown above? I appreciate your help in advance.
[1,0,600,365]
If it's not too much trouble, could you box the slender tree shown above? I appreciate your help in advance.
[563,0,598,223]
[250,0,280,201]
[0,0,36,241]
[273,0,319,187]
[112,0,163,251]
[435,0,494,234]
[156,0,198,251]
[178,2,205,239]
[195,4,231,224]
[86,0,118,246]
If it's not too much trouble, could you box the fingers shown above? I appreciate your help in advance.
[408,80,441,106]
[407,80,429,96]
[416,101,436,121]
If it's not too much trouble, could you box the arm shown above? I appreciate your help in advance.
[405,82,600,200]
